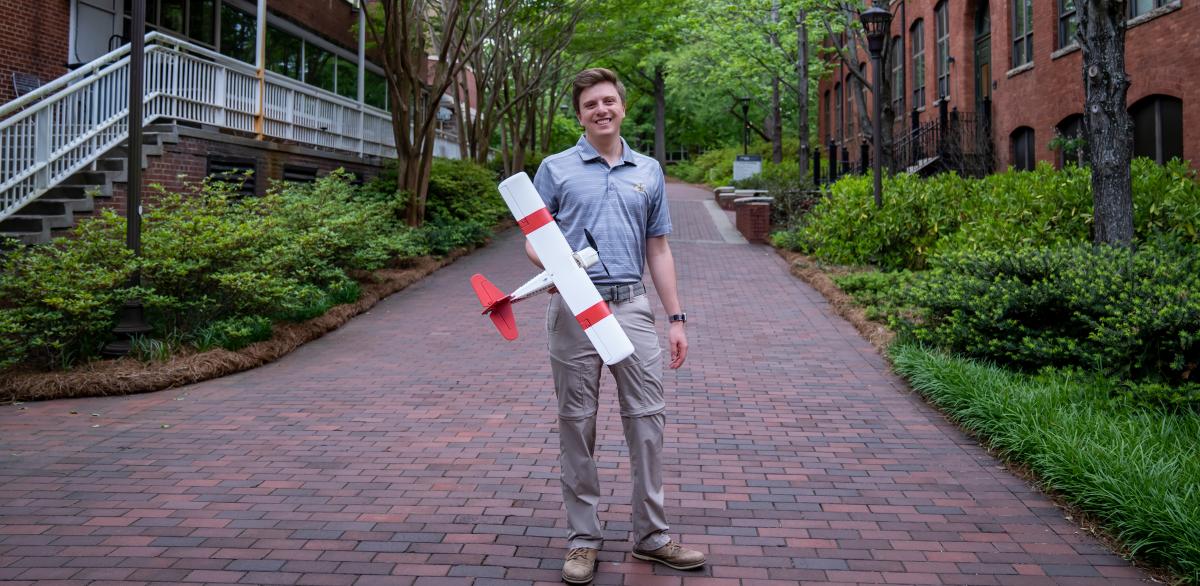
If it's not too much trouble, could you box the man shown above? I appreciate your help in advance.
[528,67,705,584]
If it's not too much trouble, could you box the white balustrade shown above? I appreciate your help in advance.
[0,32,408,224]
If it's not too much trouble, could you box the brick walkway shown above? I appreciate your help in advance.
[0,181,1150,585]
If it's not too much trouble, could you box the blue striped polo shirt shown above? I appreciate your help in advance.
[532,135,671,286]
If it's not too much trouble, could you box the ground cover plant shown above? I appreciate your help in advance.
[781,158,1200,582]
[0,162,506,374]
[891,345,1200,583]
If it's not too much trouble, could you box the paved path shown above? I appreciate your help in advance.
[0,181,1150,585]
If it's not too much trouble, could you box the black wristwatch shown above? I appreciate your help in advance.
[668,313,687,324]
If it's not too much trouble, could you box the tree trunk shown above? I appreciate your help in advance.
[770,77,783,164]
[770,0,782,164]
[1080,0,1134,246]
[653,64,667,168]
[796,11,809,176]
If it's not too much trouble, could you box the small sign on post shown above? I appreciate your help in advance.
[733,154,762,181]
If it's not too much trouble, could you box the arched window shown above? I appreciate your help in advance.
[1012,0,1033,67]
[935,1,950,99]
[1054,113,1086,167]
[1130,94,1184,164]
[911,19,925,109]
[891,36,905,115]
[1058,0,1078,49]
[1011,126,1036,171]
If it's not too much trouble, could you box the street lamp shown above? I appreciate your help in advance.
[737,96,751,155]
[103,0,152,357]
[860,4,893,209]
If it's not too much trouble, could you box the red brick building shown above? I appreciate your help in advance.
[817,0,1195,173]
[0,1,470,242]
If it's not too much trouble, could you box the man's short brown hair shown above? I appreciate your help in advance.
[572,68,626,116]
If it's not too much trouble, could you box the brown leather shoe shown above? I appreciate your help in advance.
[632,539,706,570]
[562,547,598,584]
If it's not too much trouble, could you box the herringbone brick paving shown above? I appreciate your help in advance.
[0,181,1150,585]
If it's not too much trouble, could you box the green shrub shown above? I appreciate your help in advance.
[901,238,1200,383]
[191,315,274,351]
[0,212,135,370]
[667,160,704,184]
[833,270,919,323]
[426,158,507,226]
[782,172,966,270]
[935,162,1092,256]
[1133,157,1200,243]
[782,158,1200,270]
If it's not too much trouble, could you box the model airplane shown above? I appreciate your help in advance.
[470,172,635,366]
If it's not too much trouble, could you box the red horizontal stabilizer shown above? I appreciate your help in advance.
[470,274,518,340]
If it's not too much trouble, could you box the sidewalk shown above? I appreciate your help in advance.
[0,181,1150,585]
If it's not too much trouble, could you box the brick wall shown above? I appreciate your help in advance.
[993,2,1199,169]
[816,0,1199,171]
[100,130,386,216]
[275,0,361,54]
[0,0,70,106]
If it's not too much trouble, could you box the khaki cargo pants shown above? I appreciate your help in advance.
[546,292,671,551]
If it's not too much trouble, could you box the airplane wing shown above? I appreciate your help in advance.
[497,172,635,366]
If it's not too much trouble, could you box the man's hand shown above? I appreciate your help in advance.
[667,322,688,369]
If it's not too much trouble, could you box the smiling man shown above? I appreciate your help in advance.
[527,67,703,584]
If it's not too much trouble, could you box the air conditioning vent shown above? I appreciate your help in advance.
[206,157,257,197]
[282,165,319,184]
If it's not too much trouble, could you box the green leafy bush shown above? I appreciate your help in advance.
[934,162,1092,256]
[0,212,135,370]
[833,270,919,323]
[191,315,274,351]
[781,158,1200,270]
[426,158,507,226]
[2,160,502,373]
[781,172,966,270]
[1133,157,1200,243]
[900,238,1200,384]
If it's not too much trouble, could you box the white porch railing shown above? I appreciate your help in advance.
[0,32,405,223]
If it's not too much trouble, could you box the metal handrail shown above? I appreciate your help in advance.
[1,32,403,224]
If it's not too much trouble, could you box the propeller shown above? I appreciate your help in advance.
[583,228,611,278]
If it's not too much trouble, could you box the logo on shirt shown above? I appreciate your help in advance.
[633,182,646,194]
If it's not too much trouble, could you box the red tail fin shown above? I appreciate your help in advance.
[470,274,518,340]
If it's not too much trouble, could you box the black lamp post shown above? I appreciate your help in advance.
[737,96,751,155]
[860,4,893,209]
[103,0,152,357]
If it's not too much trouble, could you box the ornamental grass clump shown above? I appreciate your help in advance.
[891,344,1200,582]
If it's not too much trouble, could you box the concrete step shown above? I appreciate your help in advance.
[0,217,50,244]
[39,193,95,214]
[17,201,74,228]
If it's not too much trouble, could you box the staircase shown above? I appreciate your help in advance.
[0,124,179,244]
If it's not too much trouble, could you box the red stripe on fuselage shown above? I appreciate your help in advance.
[575,301,612,330]
[518,208,554,235]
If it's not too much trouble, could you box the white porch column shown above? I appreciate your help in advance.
[254,0,267,139]
[357,1,367,156]
[358,2,367,104]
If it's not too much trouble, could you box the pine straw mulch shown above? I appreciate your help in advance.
[776,248,894,353]
[1,248,474,404]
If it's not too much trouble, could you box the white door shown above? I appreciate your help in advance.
[72,0,124,64]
